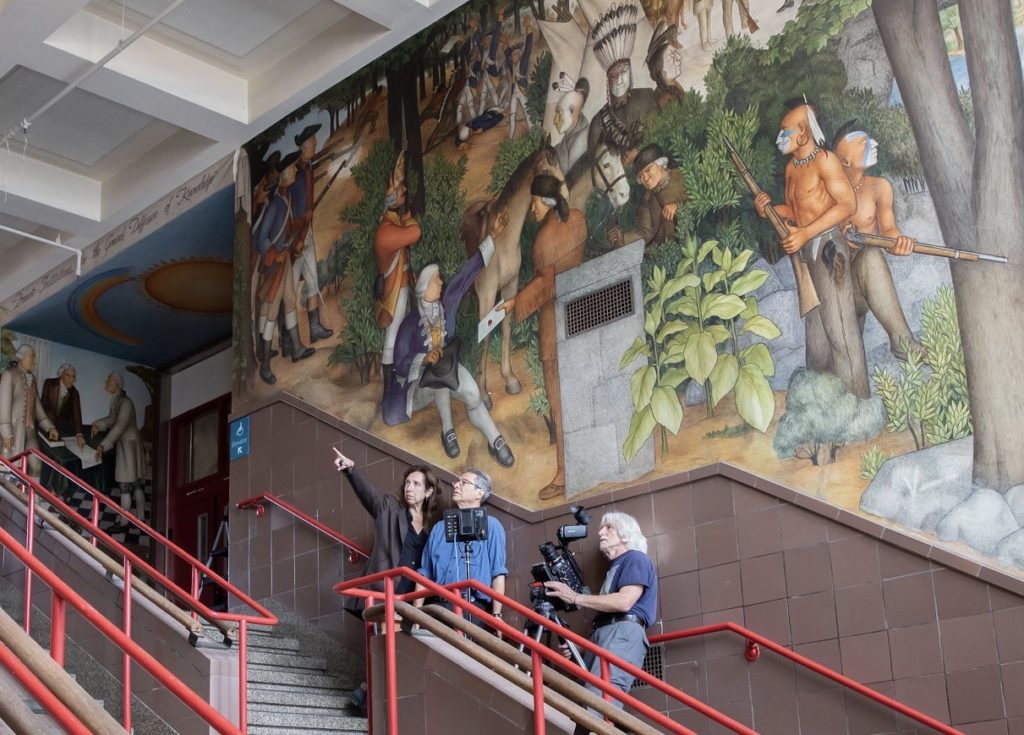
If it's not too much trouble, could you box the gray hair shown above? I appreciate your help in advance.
[14,345,33,363]
[601,512,648,553]
[58,363,75,378]
[465,467,493,503]
[416,264,440,298]
[108,372,125,390]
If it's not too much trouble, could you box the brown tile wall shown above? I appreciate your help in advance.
[230,396,1024,734]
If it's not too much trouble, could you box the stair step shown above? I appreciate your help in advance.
[247,649,328,669]
[248,708,367,731]
[248,726,366,735]
[248,685,351,708]
[247,667,349,688]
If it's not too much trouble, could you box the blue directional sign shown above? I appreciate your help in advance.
[229,416,250,461]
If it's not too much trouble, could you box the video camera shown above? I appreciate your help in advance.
[530,505,592,612]
[443,507,488,543]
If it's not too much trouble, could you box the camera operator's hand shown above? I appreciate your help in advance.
[543,581,577,607]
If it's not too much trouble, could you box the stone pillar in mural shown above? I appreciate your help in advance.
[555,240,653,497]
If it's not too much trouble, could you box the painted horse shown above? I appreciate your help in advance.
[461,136,565,404]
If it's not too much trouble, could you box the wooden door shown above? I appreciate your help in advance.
[167,394,230,608]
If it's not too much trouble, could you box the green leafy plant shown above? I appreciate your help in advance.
[329,140,394,384]
[872,285,972,449]
[526,50,552,129]
[859,445,889,480]
[620,236,780,462]
[773,369,885,465]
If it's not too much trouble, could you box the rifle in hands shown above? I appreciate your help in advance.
[844,229,1008,264]
[723,137,820,316]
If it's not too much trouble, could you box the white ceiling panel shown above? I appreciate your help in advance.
[0,66,153,167]
[93,0,321,58]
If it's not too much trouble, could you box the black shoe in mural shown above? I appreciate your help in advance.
[259,339,277,385]
[307,308,333,342]
[287,326,315,362]
[489,436,514,468]
[776,0,794,11]
[441,429,460,458]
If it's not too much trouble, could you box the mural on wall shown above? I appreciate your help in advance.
[0,329,156,539]
[2,158,235,369]
[233,0,1024,574]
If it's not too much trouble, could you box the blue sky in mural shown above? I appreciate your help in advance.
[8,186,234,368]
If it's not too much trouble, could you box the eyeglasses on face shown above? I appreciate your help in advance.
[453,476,481,491]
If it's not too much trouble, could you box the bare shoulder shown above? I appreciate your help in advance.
[866,175,895,201]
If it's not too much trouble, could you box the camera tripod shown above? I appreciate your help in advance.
[519,589,586,670]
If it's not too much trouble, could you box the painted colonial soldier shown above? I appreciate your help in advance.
[287,123,334,344]
[608,143,688,248]
[0,345,58,481]
[253,151,314,384]
[382,236,515,469]
[374,151,420,394]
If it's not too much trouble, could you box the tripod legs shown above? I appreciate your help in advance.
[518,608,587,670]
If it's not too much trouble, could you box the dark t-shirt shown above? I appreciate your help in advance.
[397,514,428,594]
[599,549,658,627]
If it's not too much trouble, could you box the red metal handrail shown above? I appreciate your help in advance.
[0,642,93,735]
[2,450,275,733]
[0,521,241,734]
[649,623,965,735]
[237,492,370,561]
[334,568,757,735]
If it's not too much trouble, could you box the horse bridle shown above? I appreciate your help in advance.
[590,151,629,197]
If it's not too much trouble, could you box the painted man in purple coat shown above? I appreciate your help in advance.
[382,235,514,468]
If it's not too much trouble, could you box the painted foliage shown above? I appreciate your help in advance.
[233,0,1024,575]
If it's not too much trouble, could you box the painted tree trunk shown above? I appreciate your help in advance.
[873,0,1024,491]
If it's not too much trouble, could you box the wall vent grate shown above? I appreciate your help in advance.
[565,279,634,337]
[630,644,664,689]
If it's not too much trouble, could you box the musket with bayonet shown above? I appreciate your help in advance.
[723,137,820,316]
[844,229,1008,264]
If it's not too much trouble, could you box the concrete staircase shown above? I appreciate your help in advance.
[242,625,368,735]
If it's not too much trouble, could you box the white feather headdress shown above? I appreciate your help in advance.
[592,1,640,71]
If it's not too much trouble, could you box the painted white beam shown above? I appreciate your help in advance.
[331,0,433,30]
[0,154,100,221]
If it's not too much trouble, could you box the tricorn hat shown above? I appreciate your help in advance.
[633,143,671,175]
[276,150,301,173]
[294,123,322,147]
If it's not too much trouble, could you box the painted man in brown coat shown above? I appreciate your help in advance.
[41,363,85,447]
[608,143,689,249]
[500,174,587,501]
[0,345,58,481]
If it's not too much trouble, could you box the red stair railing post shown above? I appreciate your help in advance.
[50,592,66,667]
[23,481,35,635]
[123,555,133,734]
[532,647,546,734]
[384,577,398,735]
[238,618,248,734]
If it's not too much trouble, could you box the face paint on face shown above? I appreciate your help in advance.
[776,127,798,155]
[864,137,879,168]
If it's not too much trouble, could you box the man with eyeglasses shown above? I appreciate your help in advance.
[414,468,507,623]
